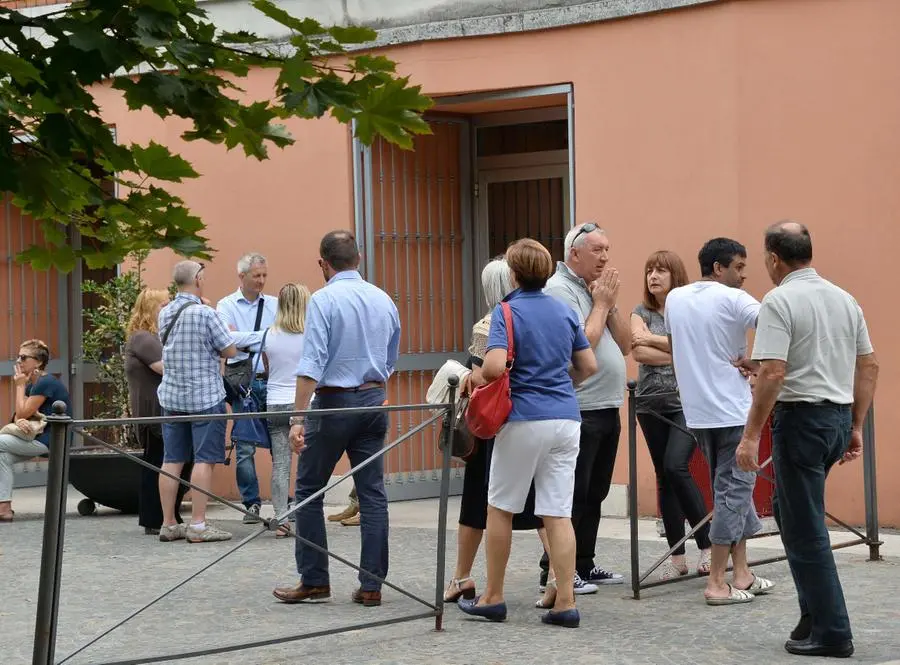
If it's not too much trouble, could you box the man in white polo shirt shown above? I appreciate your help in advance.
[737,222,878,658]
[665,237,773,606]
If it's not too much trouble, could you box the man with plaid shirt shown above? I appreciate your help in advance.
[157,260,237,543]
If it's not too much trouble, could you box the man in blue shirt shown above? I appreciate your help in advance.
[216,253,277,524]
[273,230,400,607]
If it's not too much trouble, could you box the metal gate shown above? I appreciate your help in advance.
[1,196,68,488]
[353,119,474,499]
[1,198,116,488]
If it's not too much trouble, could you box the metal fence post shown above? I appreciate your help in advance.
[626,381,640,600]
[862,403,881,561]
[33,401,73,665]
[434,376,458,632]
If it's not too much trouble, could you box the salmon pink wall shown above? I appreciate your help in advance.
[341,0,897,525]
[92,70,355,499]
[93,0,897,524]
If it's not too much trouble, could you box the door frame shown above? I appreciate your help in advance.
[474,164,571,274]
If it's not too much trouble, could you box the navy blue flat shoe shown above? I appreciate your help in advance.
[541,608,580,628]
[457,596,508,622]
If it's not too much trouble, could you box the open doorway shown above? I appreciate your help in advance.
[352,84,575,499]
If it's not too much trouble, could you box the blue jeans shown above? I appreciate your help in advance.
[232,378,267,508]
[771,402,853,645]
[294,388,389,591]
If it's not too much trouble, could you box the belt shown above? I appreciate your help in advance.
[316,382,384,395]
[775,400,849,410]
[255,373,268,380]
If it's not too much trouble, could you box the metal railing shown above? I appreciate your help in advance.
[626,380,882,600]
[32,378,460,665]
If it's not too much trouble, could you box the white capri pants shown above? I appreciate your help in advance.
[488,419,581,518]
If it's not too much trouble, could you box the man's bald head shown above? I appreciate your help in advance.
[764,220,812,267]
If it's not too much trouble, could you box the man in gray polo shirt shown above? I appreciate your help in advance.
[737,222,878,658]
[541,222,630,588]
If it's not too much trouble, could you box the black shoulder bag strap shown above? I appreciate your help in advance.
[252,328,269,377]
[160,301,196,347]
[245,297,265,367]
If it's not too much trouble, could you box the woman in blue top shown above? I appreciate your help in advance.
[458,239,597,628]
[0,339,72,521]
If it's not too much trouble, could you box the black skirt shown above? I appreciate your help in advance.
[458,436,543,531]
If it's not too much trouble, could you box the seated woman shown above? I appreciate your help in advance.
[458,239,597,628]
[0,339,72,521]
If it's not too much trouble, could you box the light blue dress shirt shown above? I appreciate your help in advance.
[216,289,277,363]
[296,271,401,387]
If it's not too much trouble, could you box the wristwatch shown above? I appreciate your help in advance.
[289,416,305,427]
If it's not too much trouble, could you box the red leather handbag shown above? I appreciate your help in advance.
[465,301,515,439]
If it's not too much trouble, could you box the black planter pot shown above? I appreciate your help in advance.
[69,451,144,515]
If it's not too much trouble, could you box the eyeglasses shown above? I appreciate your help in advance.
[194,263,205,280]
[17,354,37,362]
[570,222,600,247]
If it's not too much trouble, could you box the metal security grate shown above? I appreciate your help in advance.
[355,120,473,499]
[487,177,566,261]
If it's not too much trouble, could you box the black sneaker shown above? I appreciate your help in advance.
[242,504,262,525]
[582,566,624,585]
[573,573,599,595]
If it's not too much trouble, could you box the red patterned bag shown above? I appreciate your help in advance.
[465,301,515,439]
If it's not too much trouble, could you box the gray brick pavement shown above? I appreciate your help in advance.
[4,508,899,665]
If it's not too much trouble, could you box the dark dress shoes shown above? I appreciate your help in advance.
[541,608,580,628]
[272,582,331,604]
[790,614,811,641]
[351,588,382,606]
[784,638,854,658]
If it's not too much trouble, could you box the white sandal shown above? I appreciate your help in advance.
[444,576,476,602]
[659,561,688,581]
[697,549,712,575]
[536,579,557,609]
[737,575,775,596]
[705,584,754,606]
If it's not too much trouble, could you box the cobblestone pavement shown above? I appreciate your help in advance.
[3,493,899,665]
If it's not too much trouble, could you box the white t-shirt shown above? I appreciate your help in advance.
[664,281,760,429]
[263,327,305,405]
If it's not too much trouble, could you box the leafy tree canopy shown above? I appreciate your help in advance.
[0,0,432,271]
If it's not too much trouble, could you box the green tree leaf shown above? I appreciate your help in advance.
[0,51,42,84]
[2,0,432,271]
[131,141,200,181]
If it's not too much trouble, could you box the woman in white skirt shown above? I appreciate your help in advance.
[458,239,597,628]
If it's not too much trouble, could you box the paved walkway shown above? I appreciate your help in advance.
[4,486,900,665]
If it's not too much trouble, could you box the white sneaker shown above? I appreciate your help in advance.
[158,523,186,542]
[186,522,233,543]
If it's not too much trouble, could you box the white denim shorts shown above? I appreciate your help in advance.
[487,419,581,518]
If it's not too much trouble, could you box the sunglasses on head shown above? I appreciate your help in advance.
[571,222,600,247]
